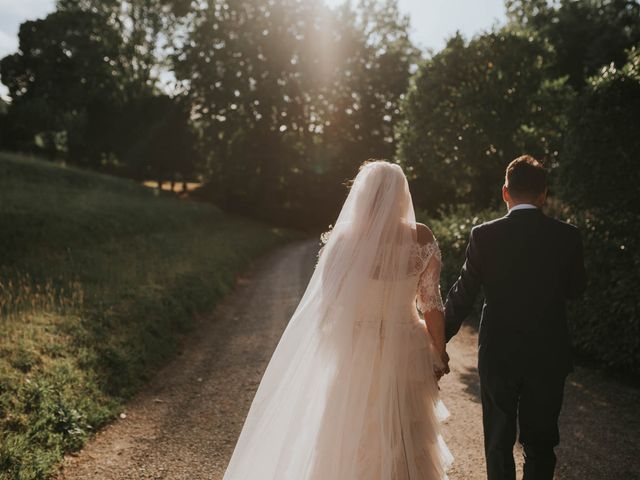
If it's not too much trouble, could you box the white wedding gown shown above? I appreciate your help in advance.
[222,161,453,480]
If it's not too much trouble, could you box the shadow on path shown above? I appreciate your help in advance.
[449,323,640,480]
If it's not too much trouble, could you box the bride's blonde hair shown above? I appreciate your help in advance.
[323,158,407,246]
[343,158,393,189]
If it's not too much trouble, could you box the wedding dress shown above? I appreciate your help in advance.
[222,161,453,479]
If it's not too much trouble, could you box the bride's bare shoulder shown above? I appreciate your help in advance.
[415,222,435,246]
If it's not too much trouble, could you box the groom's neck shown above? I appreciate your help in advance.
[506,199,544,211]
[505,191,547,212]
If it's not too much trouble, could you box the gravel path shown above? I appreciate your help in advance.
[58,239,640,480]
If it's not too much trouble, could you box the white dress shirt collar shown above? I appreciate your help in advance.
[509,203,538,212]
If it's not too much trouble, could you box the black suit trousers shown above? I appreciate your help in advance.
[479,355,567,480]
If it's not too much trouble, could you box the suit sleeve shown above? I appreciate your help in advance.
[444,226,483,342]
[566,228,587,299]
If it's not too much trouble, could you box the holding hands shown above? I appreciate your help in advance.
[434,349,450,381]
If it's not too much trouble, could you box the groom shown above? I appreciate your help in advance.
[444,155,587,480]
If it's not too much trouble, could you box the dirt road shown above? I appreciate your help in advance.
[59,239,640,480]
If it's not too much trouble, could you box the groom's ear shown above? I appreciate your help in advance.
[502,185,510,203]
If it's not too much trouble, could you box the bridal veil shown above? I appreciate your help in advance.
[222,160,451,480]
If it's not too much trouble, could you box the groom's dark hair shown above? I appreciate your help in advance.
[505,155,547,199]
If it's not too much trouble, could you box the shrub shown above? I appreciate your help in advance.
[556,47,640,213]
[546,201,640,375]
[421,203,640,377]
[418,205,500,294]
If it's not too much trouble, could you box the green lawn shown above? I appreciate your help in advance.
[0,152,296,479]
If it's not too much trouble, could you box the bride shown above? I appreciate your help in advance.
[222,159,453,479]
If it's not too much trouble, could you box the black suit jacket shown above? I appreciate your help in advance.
[444,207,587,375]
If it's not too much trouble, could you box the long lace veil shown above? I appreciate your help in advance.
[222,161,448,479]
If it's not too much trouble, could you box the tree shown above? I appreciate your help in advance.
[321,0,420,182]
[175,0,418,227]
[0,9,126,162]
[556,47,640,212]
[396,31,572,211]
[506,0,640,90]
[118,94,201,184]
[56,0,187,94]
[0,97,9,151]
[0,1,196,180]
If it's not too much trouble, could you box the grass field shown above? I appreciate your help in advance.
[0,152,296,479]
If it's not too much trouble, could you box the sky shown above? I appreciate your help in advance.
[325,0,507,53]
[0,0,507,98]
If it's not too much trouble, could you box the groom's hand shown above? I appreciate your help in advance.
[434,350,450,381]
[441,350,450,376]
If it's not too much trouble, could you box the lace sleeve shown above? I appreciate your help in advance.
[416,241,445,314]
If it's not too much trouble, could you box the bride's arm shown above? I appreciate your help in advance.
[424,311,446,363]
[417,242,449,373]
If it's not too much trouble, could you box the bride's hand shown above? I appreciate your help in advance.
[433,349,450,382]
[441,349,450,374]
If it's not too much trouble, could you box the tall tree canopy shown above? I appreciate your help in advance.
[0,0,197,178]
[396,31,570,211]
[557,47,640,212]
[506,0,640,90]
[0,9,126,160]
[175,0,418,225]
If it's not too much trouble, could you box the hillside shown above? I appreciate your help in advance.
[0,152,294,479]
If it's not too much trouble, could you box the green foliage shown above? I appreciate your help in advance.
[0,9,126,159]
[556,47,640,213]
[506,0,640,90]
[397,30,571,211]
[417,206,498,293]
[175,0,419,227]
[0,0,420,228]
[493,4,640,375]
[0,152,294,479]
[0,1,196,184]
[116,95,201,182]
[55,0,185,89]
[419,202,640,377]
[546,201,640,375]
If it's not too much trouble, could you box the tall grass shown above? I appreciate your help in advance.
[0,152,296,479]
